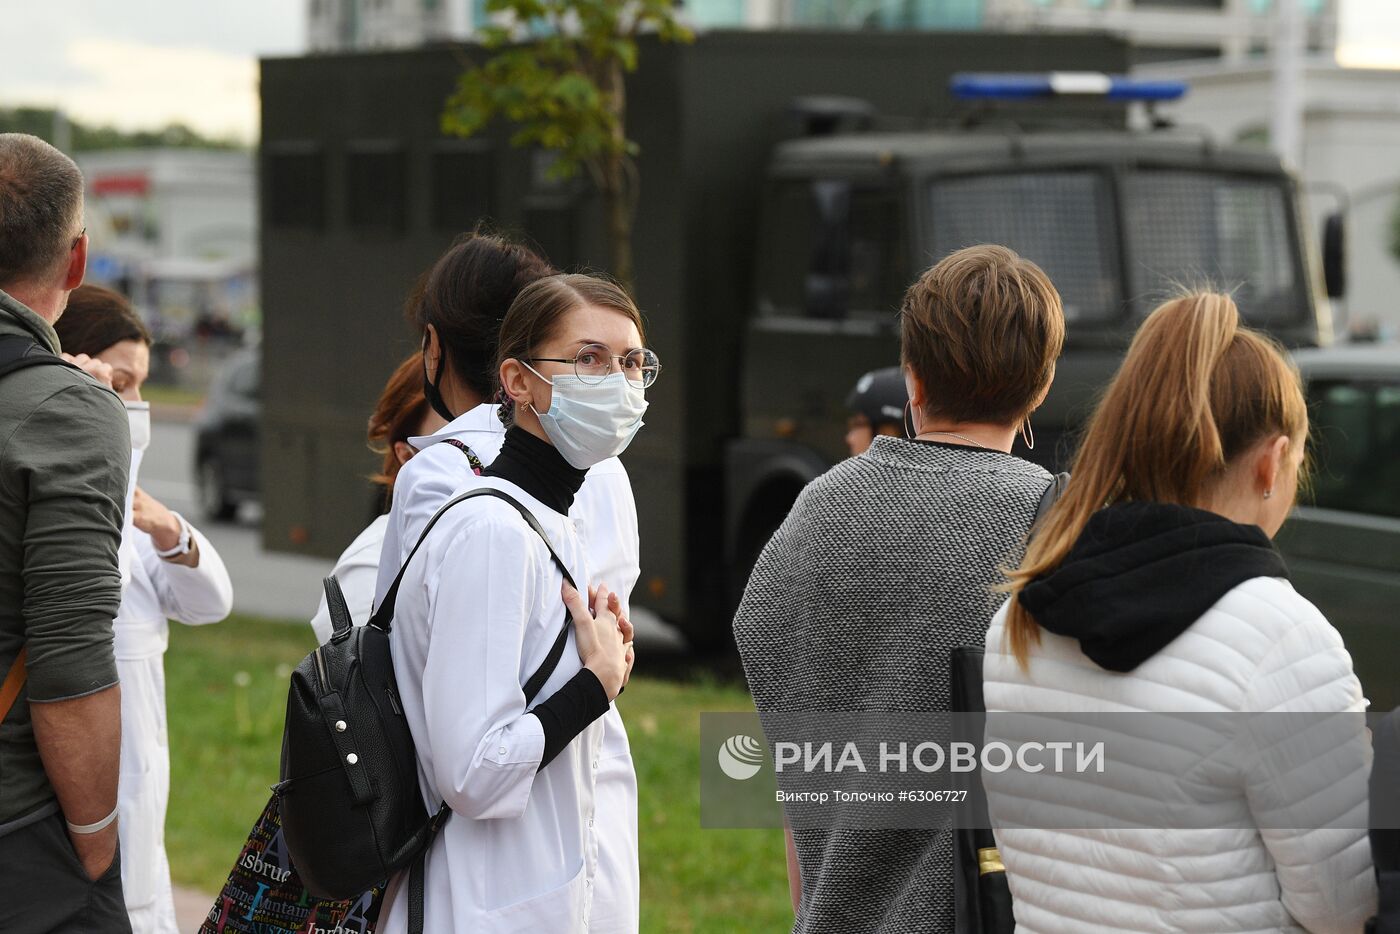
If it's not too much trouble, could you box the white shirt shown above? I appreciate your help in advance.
[379,476,605,933]
[310,514,388,643]
[373,404,640,933]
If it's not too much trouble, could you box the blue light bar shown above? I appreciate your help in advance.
[951,72,1188,103]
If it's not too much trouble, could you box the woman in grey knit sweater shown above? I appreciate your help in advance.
[733,244,1066,934]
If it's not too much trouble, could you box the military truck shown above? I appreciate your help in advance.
[258,32,1341,650]
[726,77,1341,622]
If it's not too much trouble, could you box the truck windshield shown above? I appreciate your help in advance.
[928,171,1120,324]
[1121,170,1304,323]
[926,168,1307,327]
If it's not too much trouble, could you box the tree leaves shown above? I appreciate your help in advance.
[442,0,692,180]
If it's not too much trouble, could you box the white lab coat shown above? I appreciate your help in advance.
[115,524,233,933]
[379,476,607,933]
[373,404,640,933]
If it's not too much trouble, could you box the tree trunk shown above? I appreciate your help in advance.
[599,57,635,293]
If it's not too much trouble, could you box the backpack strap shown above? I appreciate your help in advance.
[366,487,578,703]
[0,334,76,381]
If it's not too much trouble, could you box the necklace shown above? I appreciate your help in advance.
[917,430,991,448]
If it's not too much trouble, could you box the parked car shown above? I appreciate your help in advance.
[1278,344,1400,712]
[194,348,259,521]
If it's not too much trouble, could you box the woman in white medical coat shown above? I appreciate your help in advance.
[380,273,652,933]
[376,234,643,932]
[309,350,446,640]
[56,286,234,934]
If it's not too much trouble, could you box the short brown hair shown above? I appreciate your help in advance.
[899,245,1064,426]
[54,284,151,356]
[0,134,84,288]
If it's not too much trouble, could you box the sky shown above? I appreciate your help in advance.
[0,0,1396,143]
[0,0,302,143]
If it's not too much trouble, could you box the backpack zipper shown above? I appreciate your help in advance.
[313,646,330,694]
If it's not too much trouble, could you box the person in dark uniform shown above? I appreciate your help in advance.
[844,366,908,456]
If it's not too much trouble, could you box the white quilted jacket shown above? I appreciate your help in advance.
[983,576,1377,934]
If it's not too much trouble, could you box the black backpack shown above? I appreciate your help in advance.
[276,487,577,931]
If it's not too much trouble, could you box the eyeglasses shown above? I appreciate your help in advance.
[71,226,86,250]
[528,343,662,389]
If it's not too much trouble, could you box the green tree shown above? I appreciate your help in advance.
[442,0,693,290]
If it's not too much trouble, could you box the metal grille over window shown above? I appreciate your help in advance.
[929,172,1118,323]
[1122,171,1302,322]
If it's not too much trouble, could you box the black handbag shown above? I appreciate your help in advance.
[275,487,576,933]
[949,646,1015,934]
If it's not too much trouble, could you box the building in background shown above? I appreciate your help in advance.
[77,149,258,373]
[308,0,1335,65]
[1138,57,1400,337]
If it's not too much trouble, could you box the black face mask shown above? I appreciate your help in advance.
[422,332,456,423]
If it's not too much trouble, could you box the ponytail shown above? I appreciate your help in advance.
[1002,292,1308,668]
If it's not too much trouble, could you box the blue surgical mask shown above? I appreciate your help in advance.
[521,363,648,469]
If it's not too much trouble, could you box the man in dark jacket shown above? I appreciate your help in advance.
[0,133,132,931]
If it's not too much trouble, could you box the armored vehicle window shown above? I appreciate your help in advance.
[1307,380,1400,519]
[265,147,325,230]
[758,180,904,321]
[432,145,494,231]
[346,143,407,231]
[1123,171,1303,323]
[928,172,1118,323]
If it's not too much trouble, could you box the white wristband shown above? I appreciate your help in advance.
[66,805,119,835]
[154,512,193,559]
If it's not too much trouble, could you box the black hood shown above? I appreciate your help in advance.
[1018,502,1289,672]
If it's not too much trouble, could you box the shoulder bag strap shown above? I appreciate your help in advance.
[0,647,28,724]
[1030,472,1071,540]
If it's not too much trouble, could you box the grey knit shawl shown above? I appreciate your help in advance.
[733,435,1051,934]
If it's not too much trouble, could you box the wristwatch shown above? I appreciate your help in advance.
[154,512,193,559]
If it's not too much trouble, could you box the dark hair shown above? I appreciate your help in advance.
[367,351,432,493]
[495,273,646,423]
[900,244,1065,426]
[0,134,85,288]
[406,232,555,398]
[53,284,152,356]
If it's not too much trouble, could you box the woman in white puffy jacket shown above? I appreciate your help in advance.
[985,292,1376,934]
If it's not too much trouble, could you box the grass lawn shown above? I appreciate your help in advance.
[165,615,791,933]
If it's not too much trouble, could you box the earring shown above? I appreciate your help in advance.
[903,401,916,440]
[1264,489,1274,499]
[1019,416,1035,451]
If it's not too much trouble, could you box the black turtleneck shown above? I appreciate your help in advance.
[483,426,614,769]
[483,426,586,515]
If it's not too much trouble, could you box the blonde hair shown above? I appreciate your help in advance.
[1002,292,1308,668]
